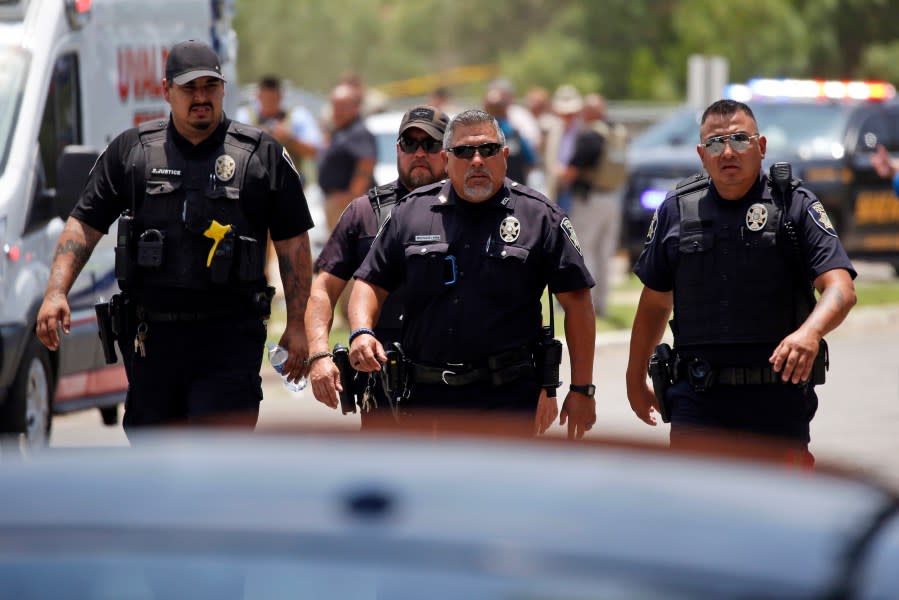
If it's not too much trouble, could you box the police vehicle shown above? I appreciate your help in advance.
[622,78,899,268]
[0,0,237,450]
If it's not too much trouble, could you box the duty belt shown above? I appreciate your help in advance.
[136,306,249,323]
[409,347,534,387]
[676,358,788,391]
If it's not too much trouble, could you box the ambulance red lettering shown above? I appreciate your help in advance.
[117,46,167,102]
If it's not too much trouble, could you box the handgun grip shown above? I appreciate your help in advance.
[203,220,232,267]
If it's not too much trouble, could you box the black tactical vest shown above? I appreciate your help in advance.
[130,120,267,294]
[504,127,528,185]
[672,175,796,347]
[365,182,405,342]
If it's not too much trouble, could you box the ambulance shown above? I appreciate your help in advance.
[0,0,238,450]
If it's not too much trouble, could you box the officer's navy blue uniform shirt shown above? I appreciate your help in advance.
[634,171,856,364]
[354,179,594,365]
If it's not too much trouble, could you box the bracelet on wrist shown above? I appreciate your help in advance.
[348,327,376,345]
[304,351,333,367]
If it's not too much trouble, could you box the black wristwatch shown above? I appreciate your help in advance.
[569,384,596,398]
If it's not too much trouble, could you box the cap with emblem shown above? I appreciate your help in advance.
[165,40,226,86]
[399,105,449,141]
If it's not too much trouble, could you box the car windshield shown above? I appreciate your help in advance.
[632,102,855,161]
[0,46,29,176]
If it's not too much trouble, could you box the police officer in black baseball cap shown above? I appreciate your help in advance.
[37,39,315,433]
[306,105,449,427]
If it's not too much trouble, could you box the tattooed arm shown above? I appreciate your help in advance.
[36,217,104,350]
[272,231,313,383]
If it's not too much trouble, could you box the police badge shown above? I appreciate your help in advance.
[746,203,768,231]
[214,154,236,182]
[499,216,521,243]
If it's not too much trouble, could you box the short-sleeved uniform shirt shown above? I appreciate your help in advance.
[317,117,377,194]
[635,172,856,364]
[355,179,594,365]
[315,181,409,340]
[71,116,313,310]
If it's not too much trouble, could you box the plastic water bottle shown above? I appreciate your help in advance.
[266,342,307,392]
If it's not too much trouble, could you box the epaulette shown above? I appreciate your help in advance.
[367,181,399,203]
[404,179,446,200]
[674,172,710,196]
[138,119,167,135]
[227,121,263,146]
[507,179,553,204]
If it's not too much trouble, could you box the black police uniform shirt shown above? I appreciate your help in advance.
[317,116,377,195]
[634,171,856,365]
[71,116,313,311]
[314,180,409,343]
[354,179,594,365]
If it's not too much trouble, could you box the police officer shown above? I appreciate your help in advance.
[36,40,314,432]
[626,99,857,455]
[348,109,597,438]
[305,105,449,424]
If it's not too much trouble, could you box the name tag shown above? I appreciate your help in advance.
[414,234,441,242]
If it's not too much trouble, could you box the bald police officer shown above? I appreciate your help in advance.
[348,109,597,438]
[305,105,449,425]
[36,40,314,433]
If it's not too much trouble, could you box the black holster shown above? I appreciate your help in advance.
[94,301,118,364]
[332,344,357,415]
[533,326,563,397]
[648,343,673,423]
[383,342,409,398]
[812,339,828,385]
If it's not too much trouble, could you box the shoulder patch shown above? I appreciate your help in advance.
[281,147,299,177]
[645,209,659,244]
[808,201,837,237]
[560,217,583,256]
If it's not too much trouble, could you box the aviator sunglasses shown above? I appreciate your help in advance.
[446,142,503,159]
[397,136,442,154]
[701,132,760,157]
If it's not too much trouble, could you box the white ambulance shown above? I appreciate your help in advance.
[0,0,238,450]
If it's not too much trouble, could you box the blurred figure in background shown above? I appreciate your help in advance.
[318,82,377,233]
[563,93,628,317]
[427,86,463,115]
[525,85,557,155]
[236,75,323,182]
[543,84,584,215]
[483,87,537,185]
[488,78,542,155]
[871,143,899,196]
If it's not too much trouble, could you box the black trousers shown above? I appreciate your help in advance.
[394,375,540,436]
[118,316,266,433]
[666,379,818,452]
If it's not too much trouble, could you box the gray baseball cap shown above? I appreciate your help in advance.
[399,105,450,141]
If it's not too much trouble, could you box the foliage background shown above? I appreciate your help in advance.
[234,0,899,100]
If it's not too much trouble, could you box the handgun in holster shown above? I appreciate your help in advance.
[94,300,118,365]
[648,343,674,423]
[812,339,829,386]
[382,342,409,399]
[533,325,563,398]
[331,344,358,415]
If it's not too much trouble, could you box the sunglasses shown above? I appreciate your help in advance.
[446,143,503,159]
[397,136,442,154]
[701,132,760,157]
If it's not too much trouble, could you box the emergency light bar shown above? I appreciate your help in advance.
[724,78,896,102]
[64,0,91,29]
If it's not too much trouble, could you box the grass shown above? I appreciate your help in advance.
[266,274,899,346]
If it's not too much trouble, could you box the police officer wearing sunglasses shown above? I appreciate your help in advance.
[306,105,449,424]
[626,99,857,459]
[348,109,597,438]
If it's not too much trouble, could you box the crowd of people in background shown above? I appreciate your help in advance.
[237,73,629,321]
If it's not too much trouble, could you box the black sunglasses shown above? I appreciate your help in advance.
[446,143,503,159]
[701,132,759,156]
[397,137,442,154]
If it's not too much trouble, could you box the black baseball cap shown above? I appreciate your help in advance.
[166,40,226,85]
[399,105,449,141]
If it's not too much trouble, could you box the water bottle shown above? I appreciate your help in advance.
[266,342,307,392]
